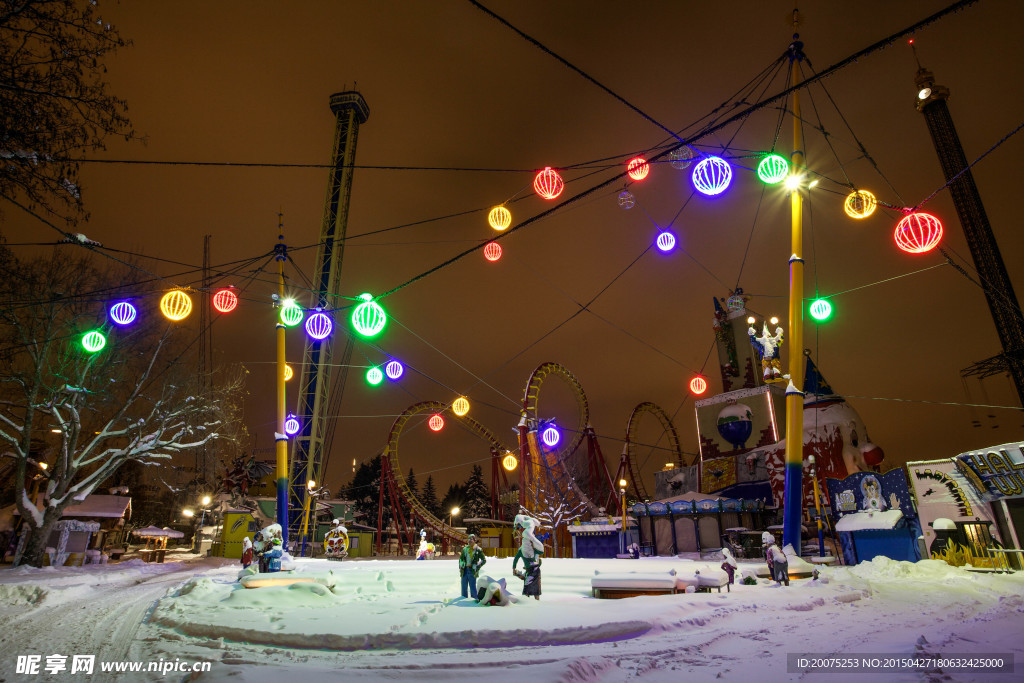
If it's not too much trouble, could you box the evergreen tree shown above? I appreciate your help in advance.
[406,468,419,497]
[420,475,441,519]
[440,483,467,525]
[345,454,390,531]
[462,464,491,519]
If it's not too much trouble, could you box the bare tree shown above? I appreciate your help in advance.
[0,247,244,566]
[1,0,135,222]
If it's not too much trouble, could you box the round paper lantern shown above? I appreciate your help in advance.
[212,288,238,313]
[483,241,502,262]
[809,298,833,321]
[689,376,708,395]
[109,301,137,326]
[502,452,518,471]
[844,190,877,219]
[656,231,676,252]
[428,414,444,432]
[756,154,788,184]
[488,206,512,231]
[452,397,470,416]
[669,146,695,170]
[351,293,387,337]
[284,414,301,436]
[541,425,560,448]
[385,360,404,381]
[533,167,564,200]
[626,156,650,181]
[280,300,303,327]
[366,366,383,385]
[305,311,333,340]
[894,212,943,254]
[82,330,106,353]
[160,290,192,321]
[284,364,293,381]
[617,191,635,210]
[692,156,732,196]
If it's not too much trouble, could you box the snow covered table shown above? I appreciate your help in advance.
[591,570,678,599]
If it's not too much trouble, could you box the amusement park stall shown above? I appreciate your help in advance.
[631,493,771,556]
[825,469,922,565]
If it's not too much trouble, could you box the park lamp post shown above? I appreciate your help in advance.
[619,479,628,555]
[300,479,316,557]
[448,507,460,556]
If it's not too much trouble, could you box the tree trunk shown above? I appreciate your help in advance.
[15,515,61,568]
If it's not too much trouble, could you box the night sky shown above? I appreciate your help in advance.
[6,1,1024,498]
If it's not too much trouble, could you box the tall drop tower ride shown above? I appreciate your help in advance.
[290,91,369,531]
[914,65,1024,407]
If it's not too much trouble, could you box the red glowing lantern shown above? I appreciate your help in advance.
[626,156,650,181]
[894,212,943,254]
[483,241,502,262]
[428,414,444,432]
[212,288,238,313]
[533,167,564,200]
[689,376,708,395]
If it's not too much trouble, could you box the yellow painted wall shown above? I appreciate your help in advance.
[212,510,259,559]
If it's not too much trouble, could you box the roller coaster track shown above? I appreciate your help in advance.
[622,402,686,502]
[376,401,514,554]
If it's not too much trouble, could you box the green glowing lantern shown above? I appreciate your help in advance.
[280,300,303,327]
[809,298,833,322]
[351,293,387,337]
[82,330,106,353]
[757,154,788,184]
[366,366,383,385]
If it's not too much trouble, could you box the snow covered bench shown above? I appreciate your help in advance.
[591,570,678,599]
[690,569,730,593]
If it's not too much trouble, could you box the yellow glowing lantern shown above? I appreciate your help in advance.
[844,189,877,219]
[488,206,512,231]
[452,397,470,416]
[502,452,518,471]
[284,364,293,381]
[160,290,193,321]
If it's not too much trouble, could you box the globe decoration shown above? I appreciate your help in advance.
[844,189,877,219]
[894,212,943,254]
[541,424,560,448]
[692,156,732,196]
[689,376,708,395]
[305,311,333,340]
[809,298,833,322]
[366,366,383,385]
[109,301,137,326]
[502,452,518,471]
[284,414,301,436]
[756,154,788,184]
[533,167,564,200]
[656,231,676,252]
[428,414,444,432]
[452,397,470,416]
[668,146,695,169]
[160,290,192,321]
[626,156,650,181]
[716,403,753,450]
[284,364,293,381]
[82,330,106,353]
[212,288,238,313]
[617,191,635,210]
[860,441,885,468]
[488,205,512,231]
[280,300,303,327]
[385,360,404,381]
[351,293,386,337]
[726,291,746,312]
[483,241,502,262]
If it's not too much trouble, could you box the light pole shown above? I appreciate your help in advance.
[448,507,460,556]
[300,479,316,557]
[808,455,826,557]
[619,479,627,555]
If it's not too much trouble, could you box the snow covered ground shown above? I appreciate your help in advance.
[2,552,1022,682]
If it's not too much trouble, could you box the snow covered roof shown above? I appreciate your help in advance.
[835,509,904,532]
[61,495,131,519]
[131,525,184,538]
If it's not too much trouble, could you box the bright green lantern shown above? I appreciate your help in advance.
[366,366,383,385]
[82,330,106,353]
[351,293,387,338]
[280,300,303,327]
[757,154,788,184]
[809,298,833,322]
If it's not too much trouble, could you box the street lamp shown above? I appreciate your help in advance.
[619,479,628,555]
[449,506,460,528]
[300,479,317,557]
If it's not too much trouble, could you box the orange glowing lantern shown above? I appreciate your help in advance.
[452,397,470,416]
[502,452,518,471]
[689,376,708,395]
[284,364,293,381]
[160,290,192,321]
[428,414,445,432]
[844,190,877,219]
[626,156,650,181]
[533,167,564,200]
[488,206,512,231]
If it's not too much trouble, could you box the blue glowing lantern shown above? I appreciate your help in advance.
[385,360,404,381]
[541,424,560,448]
[692,156,732,196]
[109,301,137,326]
[656,231,676,252]
[305,311,333,340]
[284,414,301,436]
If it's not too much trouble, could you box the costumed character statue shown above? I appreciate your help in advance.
[748,320,785,382]
[241,537,254,568]
[416,529,435,560]
[256,523,295,572]
[512,514,544,600]
[220,455,274,510]
[264,538,283,573]
[766,538,789,586]
[324,519,349,561]
[475,575,519,606]
[253,531,268,573]
[721,545,738,584]
[458,534,487,598]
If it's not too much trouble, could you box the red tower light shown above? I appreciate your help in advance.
[894,212,943,254]
[626,156,650,181]
[212,288,238,313]
[689,376,708,395]
[483,241,502,262]
[533,167,564,200]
